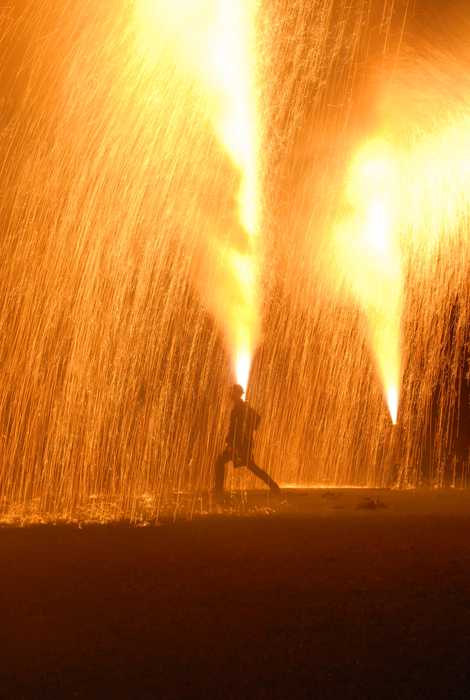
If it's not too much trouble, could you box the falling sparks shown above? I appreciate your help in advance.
[3,2,470,523]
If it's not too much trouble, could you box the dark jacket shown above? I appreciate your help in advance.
[226,399,261,465]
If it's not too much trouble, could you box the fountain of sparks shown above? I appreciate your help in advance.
[333,138,402,425]
[330,50,470,432]
[136,0,263,393]
[2,1,470,523]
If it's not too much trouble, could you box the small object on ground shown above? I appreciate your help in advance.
[357,497,387,510]
[321,490,337,499]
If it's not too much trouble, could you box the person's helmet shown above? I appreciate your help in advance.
[230,384,245,400]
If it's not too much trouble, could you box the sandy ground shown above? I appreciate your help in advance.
[1,488,470,699]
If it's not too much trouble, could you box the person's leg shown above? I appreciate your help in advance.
[214,450,231,499]
[247,459,280,493]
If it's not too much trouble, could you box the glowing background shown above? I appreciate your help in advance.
[1,0,470,520]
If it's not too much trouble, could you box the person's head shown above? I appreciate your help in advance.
[230,384,245,402]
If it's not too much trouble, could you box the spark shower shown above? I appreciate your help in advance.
[137,0,263,392]
[1,0,470,521]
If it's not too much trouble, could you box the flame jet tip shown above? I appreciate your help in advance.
[387,385,399,425]
[235,349,252,395]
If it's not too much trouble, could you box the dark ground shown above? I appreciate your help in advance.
[2,489,470,700]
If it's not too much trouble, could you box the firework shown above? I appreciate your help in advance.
[1,2,470,523]
[333,138,402,424]
[136,0,262,391]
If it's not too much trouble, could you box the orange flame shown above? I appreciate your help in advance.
[136,1,262,393]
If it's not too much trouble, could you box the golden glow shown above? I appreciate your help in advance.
[335,139,402,423]
[235,349,251,392]
[210,0,261,238]
[398,113,470,259]
[136,0,262,389]
[208,0,262,388]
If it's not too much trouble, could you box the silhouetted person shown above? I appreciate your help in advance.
[380,422,403,488]
[214,384,280,501]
